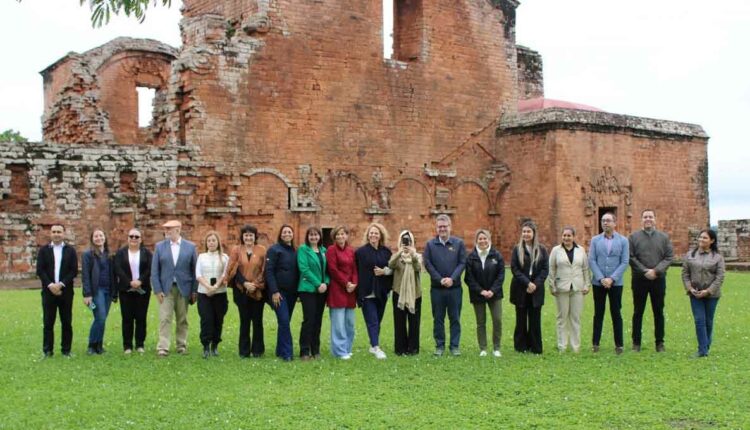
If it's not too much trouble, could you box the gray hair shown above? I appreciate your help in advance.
[436,214,452,224]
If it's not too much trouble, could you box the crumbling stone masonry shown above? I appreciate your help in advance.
[0,0,709,279]
[718,220,750,261]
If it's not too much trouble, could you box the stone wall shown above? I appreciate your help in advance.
[516,45,543,100]
[497,108,709,253]
[718,219,750,261]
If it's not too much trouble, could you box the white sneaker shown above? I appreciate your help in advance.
[369,346,378,355]
[493,350,502,358]
[341,354,351,360]
[479,350,488,357]
[375,349,387,359]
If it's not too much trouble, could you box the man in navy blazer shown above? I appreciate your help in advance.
[151,220,198,356]
[36,223,78,357]
[588,212,629,354]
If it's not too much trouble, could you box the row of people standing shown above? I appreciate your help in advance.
[37,210,724,360]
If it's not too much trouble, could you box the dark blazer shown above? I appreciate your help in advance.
[464,247,505,304]
[355,244,393,303]
[113,246,153,293]
[510,244,549,308]
[36,242,78,297]
[151,238,198,298]
[82,249,116,298]
[265,242,299,295]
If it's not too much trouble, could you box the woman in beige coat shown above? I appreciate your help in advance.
[548,226,590,352]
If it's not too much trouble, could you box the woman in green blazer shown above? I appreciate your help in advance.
[297,226,330,360]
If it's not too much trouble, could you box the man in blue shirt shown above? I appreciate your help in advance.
[423,214,467,356]
[588,212,629,354]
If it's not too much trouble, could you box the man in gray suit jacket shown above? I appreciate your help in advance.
[151,220,198,356]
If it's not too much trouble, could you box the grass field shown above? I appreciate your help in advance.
[0,269,748,429]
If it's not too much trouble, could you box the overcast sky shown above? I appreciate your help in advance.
[1,0,747,224]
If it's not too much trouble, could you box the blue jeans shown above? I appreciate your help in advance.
[431,287,462,350]
[330,307,355,357]
[690,296,719,356]
[272,289,297,360]
[88,287,112,344]
[361,297,387,347]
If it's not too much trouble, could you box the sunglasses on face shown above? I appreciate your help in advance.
[129,235,141,239]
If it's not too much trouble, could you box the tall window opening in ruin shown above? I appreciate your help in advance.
[389,0,423,62]
[383,0,394,58]
[598,207,618,234]
[136,86,156,128]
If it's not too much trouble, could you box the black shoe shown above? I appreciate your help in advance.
[95,342,106,355]
[632,344,641,352]
[592,345,600,353]
[43,351,53,358]
[656,343,665,353]
[202,348,210,359]
[87,344,97,355]
[211,344,219,357]
[62,352,71,358]
[615,346,624,355]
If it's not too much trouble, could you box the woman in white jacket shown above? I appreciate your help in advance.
[548,226,590,353]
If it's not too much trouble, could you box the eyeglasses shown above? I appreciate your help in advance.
[128,235,141,239]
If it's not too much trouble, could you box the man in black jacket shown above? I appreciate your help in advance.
[36,223,78,357]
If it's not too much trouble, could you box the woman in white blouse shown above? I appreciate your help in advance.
[196,231,229,359]
[548,226,590,353]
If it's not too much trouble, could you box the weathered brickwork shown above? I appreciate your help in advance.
[718,220,750,261]
[0,0,710,279]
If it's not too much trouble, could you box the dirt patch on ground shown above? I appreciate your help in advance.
[0,278,41,290]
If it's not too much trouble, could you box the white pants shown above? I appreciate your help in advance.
[554,289,584,352]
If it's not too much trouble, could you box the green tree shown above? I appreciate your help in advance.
[0,129,29,143]
[16,0,172,27]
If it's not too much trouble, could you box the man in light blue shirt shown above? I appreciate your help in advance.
[588,212,629,354]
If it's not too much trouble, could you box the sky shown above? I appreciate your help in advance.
[1,0,748,224]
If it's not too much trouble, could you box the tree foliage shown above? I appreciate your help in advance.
[0,129,29,143]
[81,0,173,27]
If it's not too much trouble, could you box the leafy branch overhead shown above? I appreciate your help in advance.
[81,0,173,27]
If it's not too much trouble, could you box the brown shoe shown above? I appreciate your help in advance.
[157,350,168,357]
[300,355,312,361]
[615,346,624,355]
[632,344,641,352]
[592,345,600,353]
[656,343,665,353]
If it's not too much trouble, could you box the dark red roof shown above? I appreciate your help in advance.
[518,97,604,113]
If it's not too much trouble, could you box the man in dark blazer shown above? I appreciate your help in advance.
[151,220,198,356]
[36,223,78,357]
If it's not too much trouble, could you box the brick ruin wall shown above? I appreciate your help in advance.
[718,219,750,261]
[496,109,709,254]
[0,0,711,278]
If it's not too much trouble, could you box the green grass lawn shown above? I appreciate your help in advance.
[0,269,748,429]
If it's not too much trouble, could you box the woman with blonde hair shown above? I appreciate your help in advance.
[196,231,229,358]
[548,226,590,353]
[389,230,422,356]
[509,221,548,354]
[464,229,505,357]
[355,222,393,359]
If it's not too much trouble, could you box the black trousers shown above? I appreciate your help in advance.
[631,277,666,346]
[42,291,73,354]
[592,284,624,347]
[119,291,150,350]
[233,290,265,357]
[299,291,327,357]
[513,293,542,354]
[198,292,228,348]
[393,292,421,355]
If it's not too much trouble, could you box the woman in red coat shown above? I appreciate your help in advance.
[326,225,358,359]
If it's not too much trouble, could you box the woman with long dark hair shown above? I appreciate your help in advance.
[266,224,299,361]
[509,221,548,354]
[682,229,725,358]
[81,229,116,355]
